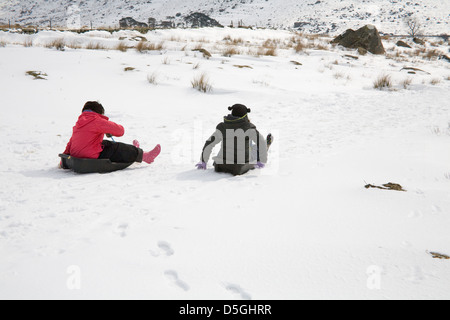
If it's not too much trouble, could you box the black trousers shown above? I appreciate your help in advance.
[99,140,143,163]
[214,163,255,176]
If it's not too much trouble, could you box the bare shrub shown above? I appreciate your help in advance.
[373,74,392,90]
[0,40,6,47]
[405,16,423,38]
[191,73,212,93]
[45,38,65,50]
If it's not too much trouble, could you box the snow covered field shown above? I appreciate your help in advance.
[0,27,449,300]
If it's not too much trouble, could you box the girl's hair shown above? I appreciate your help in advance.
[82,101,105,115]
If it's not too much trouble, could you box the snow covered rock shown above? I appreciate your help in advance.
[331,25,385,55]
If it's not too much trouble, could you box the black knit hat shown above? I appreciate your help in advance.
[228,104,251,117]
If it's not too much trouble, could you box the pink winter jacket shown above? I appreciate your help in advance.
[63,111,124,159]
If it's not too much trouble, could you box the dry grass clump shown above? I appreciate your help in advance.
[23,38,33,47]
[223,36,244,45]
[85,42,107,50]
[0,40,6,47]
[191,72,212,93]
[424,49,441,60]
[45,38,65,51]
[115,42,129,52]
[373,74,392,90]
[400,77,413,89]
[430,78,441,85]
[223,46,240,57]
[136,40,164,52]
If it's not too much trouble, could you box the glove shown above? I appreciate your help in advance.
[196,162,207,170]
[255,161,265,169]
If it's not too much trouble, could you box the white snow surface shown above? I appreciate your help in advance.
[0,27,450,300]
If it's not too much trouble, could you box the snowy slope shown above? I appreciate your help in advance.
[0,0,449,35]
[0,28,450,299]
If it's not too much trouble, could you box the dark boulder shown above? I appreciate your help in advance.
[396,40,412,48]
[413,37,425,45]
[119,17,148,28]
[331,25,385,55]
[184,12,223,28]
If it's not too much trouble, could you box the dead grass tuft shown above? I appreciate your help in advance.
[85,42,107,50]
[136,40,164,52]
[401,77,413,89]
[373,74,392,90]
[191,72,212,93]
[223,46,240,57]
[115,42,129,52]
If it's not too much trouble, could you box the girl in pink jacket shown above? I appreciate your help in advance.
[63,101,160,164]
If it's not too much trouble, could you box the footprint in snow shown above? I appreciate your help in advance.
[164,270,190,291]
[114,223,128,238]
[225,283,252,300]
[149,241,174,257]
[431,205,441,215]
[408,210,423,219]
[444,173,450,180]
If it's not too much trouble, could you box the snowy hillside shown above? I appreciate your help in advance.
[0,0,449,35]
[0,27,449,299]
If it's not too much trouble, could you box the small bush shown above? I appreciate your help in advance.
[373,74,392,90]
[0,40,6,47]
[191,73,212,93]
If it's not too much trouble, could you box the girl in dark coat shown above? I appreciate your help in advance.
[196,104,272,176]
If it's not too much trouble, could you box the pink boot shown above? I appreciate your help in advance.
[133,140,140,148]
[143,144,161,164]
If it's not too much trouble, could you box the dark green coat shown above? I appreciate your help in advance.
[201,115,268,165]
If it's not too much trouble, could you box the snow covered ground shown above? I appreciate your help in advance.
[0,27,450,300]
